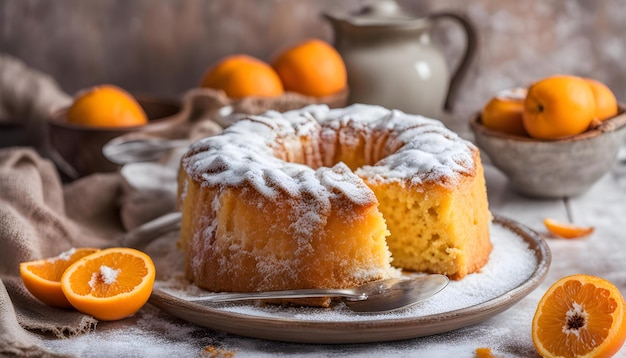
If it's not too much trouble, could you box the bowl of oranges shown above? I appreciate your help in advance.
[471,75,626,198]
[47,84,183,179]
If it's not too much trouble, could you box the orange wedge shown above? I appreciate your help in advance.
[20,248,100,308]
[474,347,502,358]
[532,274,626,358]
[60,247,155,321]
[544,218,595,239]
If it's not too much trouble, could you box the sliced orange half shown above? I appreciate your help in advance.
[60,247,156,321]
[532,274,626,358]
[544,218,595,239]
[20,248,100,308]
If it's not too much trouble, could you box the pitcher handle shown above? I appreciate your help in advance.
[428,12,478,112]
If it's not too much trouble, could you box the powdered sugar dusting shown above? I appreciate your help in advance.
[89,265,121,289]
[157,222,538,322]
[42,221,542,357]
[353,109,476,186]
[316,163,376,206]
[180,104,480,296]
[50,247,76,262]
[182,104,475,204]
[42,306,206,357]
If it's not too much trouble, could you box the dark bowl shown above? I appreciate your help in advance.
[47,96,183,179]
[47,87,348,180]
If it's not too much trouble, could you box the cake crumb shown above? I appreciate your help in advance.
[475,347,503,358]
[200,345,236,358]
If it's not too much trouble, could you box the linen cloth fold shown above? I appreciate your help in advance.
[0,147,173,357]
[0,54,71,125]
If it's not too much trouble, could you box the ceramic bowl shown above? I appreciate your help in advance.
[47,87,348,180]
[470,107,626,198]
[47,96,183,179]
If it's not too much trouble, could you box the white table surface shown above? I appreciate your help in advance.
[42,148,626,358]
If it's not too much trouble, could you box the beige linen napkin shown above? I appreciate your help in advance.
[0,147,172,357]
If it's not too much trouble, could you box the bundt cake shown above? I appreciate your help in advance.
[177,104,492,304]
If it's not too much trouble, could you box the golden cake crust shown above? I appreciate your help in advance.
[178,104,492,301]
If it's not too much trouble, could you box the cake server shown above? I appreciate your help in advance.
[185,275,449,313]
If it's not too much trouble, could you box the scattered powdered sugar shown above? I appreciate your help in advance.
[89,265,121,289]
[158,222,538,322]
[180,104,479,262]
[183,104,476,205]
[42,305,208,357]
[354,109,476,186]
[56,247,76,261]
[42,222,540,357]
[316,162,376,206]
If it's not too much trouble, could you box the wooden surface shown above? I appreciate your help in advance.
[146,215,548,345]
[41,147,626,357]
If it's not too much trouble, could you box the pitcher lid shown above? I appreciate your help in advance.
[325,0,426,27]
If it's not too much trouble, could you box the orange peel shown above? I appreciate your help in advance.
[20,248,100,308]
[544,218,594,239]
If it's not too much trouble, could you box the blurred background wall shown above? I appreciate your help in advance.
[2,0,625,134]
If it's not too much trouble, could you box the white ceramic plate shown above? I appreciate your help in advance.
[149,215,550,344]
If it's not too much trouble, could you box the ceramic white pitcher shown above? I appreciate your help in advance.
[324,0,477,118]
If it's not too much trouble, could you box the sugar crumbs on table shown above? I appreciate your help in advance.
[475,347,504,358]
[201,345,236,358]
[157,222,538,325]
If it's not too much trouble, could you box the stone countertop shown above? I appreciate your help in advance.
[41,149,626,358]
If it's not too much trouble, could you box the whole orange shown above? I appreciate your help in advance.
[584,78,618,121]
[272,39,347,98]
[200,55,254,89]
[523,75,596,139]
[481,88,528,136]
[200,55,284,99]
[66,85,148,128]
